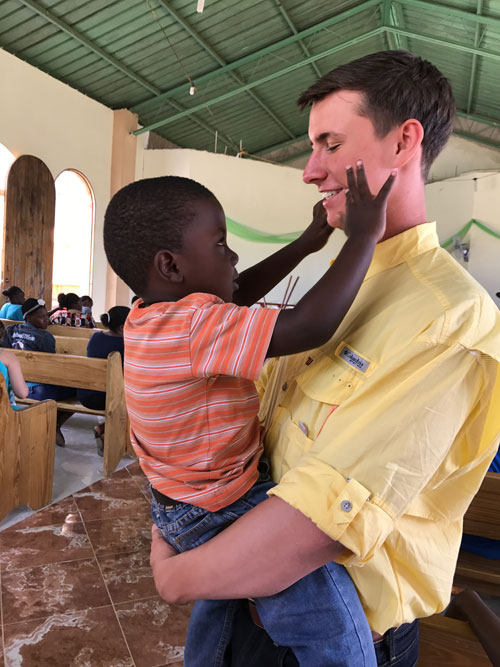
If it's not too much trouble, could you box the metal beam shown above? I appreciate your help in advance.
[382,0,400,50]
[385,26,500,62]
[456,110,500,129]
[17,0,237,151]
[395,0,500,30]
[255,134,309,156]
[157,1,296,139]
[130,0,382,114]
[16,0,162,95]
[273,0,322,79]
[132,27,385,136]
[453,130,500,150]
[466,0,484,114]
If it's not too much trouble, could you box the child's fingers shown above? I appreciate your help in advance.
[355,160,372,198]
[375,169,397,203]
[345,166,358,200]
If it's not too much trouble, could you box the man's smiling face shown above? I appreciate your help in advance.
[303,90,397,228]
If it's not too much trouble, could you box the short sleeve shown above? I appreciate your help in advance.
[189,299,279,381]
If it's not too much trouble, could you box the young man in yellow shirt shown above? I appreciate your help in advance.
[150,50,500,666]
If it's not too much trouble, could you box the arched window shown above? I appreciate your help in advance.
[0,144,16,283]
[52,170,95,307]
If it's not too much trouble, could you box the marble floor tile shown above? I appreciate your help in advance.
[85,513,152,557]
[0,520,92,572]
[98,549,158,604]
[2,497,81,531]
[73,470,150,521]
[3,606,133,667]
[2,558,110,625]
[115,597,192,666]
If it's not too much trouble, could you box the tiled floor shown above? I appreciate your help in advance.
[0,462,192,666]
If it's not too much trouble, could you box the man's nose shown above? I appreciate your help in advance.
[230,248,239,265]
[303,152,326,185]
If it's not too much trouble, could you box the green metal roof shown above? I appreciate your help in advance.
[2,0,500,161]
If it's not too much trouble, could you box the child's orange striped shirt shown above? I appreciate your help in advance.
[124,293,279,511]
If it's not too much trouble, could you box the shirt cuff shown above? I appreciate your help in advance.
[267,457,394,565]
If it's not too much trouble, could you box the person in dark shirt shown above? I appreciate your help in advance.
[78,306,129,455]
[4,298,75,445]
[3,299,55,352]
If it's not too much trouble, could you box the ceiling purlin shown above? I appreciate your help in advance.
[17,0,161,95]
[15,0,238,151]
[466,0,484,114]
[156,0,296,140]
[396,0,500,30]
[132,27,387,136]
[130,0,381,115]
[272,0,322,79]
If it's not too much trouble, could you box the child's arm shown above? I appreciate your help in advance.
[267,162,395,358]
[1,351,29,398]
[232,200,333,307]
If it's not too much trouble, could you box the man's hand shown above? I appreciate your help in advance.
[343,161,396,243]
[150,525,180,602]
[295,199,335,254]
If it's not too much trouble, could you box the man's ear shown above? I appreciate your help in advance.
[393,118,424,169]
[153,250,184,283]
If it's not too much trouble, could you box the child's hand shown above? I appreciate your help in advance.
[342,161,396,242]
[296,199,335,253]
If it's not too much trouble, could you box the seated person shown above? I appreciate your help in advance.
[104,167,394,666]
[4,298,75,445]
[77,305,130,456]
[50,292,95,328]
[0,286,25,321]
[81,295,93,316]
[0,322,28,407]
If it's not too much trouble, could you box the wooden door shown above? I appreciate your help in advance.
[2,155,55,305]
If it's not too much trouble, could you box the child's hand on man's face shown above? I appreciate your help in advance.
[297,199,335,254]
[342,161,396,243]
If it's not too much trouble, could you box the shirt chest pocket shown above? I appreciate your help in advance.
[295,352,365,406]
[266,352,366,479]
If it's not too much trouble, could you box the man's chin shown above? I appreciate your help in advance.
[326,210,345,230]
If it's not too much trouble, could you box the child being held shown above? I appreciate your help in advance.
[104,164,394,667]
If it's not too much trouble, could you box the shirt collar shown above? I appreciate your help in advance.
[364,221,440,281]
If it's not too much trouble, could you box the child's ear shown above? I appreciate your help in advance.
[153,250,184,283]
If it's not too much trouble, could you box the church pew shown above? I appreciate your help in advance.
[11,349,133,474]
[54,335,88,356]
[419,471,500,665]
[0,375,57,521]
[2,319,97,339]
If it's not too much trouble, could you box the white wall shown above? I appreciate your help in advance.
[426,170,500,301]
[0,48,113,315]
[142,148,346,303]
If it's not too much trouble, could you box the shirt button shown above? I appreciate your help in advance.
[282,382,288,391]
[340,500,352,512]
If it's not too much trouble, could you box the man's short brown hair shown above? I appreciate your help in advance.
[298,50,455,179]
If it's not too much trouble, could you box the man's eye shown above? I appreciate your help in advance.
[326,144,340,153]
[217,239,226,246]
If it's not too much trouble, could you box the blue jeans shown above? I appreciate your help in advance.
[151,461,376,667]
[28,383,75,401]
[212,600,419,666]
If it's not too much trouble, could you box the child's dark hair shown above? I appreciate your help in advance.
[81,295,93,306]
[104,176,218,295]
[58,292,80,309]
[297,50,455,179]
[0,320,5,345]
[100,306,130,333]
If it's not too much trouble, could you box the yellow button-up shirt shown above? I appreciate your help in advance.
[257,222,500,634]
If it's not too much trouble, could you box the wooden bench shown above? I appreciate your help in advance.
[1,319,102,338]
[0,375,57,521]
[419,471,500,665]
[54,335,88,356]
[11,349,134,474]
